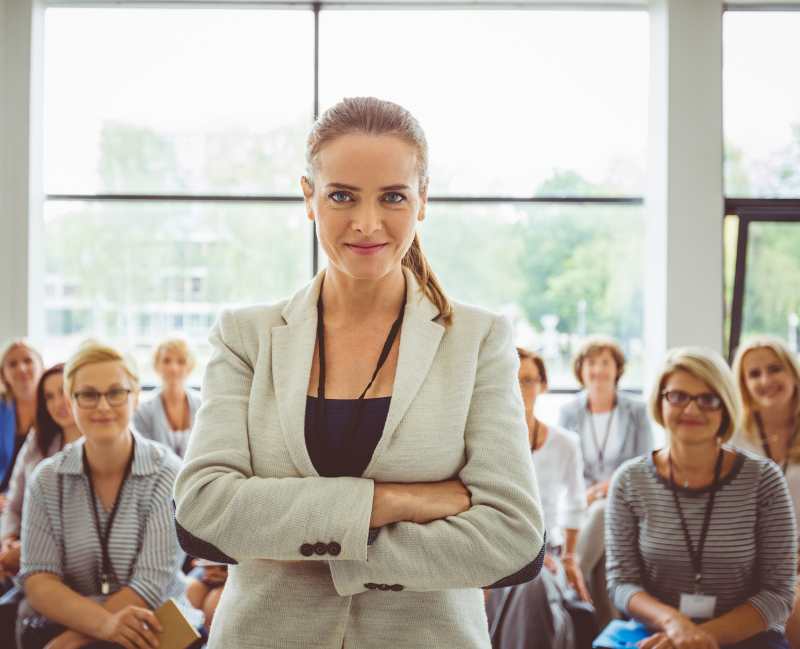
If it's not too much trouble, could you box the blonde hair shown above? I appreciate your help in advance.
[305,96,453,325]
[572,335,626,386]
[64,340,140,398]
[648,347,741,443]
[732,336,800,463]
[153,338,196,374]
[0,340,43,401]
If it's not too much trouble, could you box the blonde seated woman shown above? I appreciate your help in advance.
[605,347,796,649]
[17,342,186,649]
[732,336,800,649]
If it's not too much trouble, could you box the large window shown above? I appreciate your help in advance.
[44,5,648,391]
[724,10,800,358]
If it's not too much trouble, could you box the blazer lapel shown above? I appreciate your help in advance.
[364,268,445,474]
[272,273,324,477]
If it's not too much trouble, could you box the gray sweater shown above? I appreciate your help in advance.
[605,450,797,632]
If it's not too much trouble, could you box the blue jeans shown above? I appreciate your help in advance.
[726,630,789,649]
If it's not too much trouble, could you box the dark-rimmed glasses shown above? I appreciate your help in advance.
[661,390,722,412]
[73,388,132,409]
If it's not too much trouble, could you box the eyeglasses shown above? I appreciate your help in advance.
[661,390,722,411]
[519,377,543,387]
[73,388,132,409]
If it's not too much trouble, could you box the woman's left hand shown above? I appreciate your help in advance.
[562,555,592,603]
[638,632,675,648]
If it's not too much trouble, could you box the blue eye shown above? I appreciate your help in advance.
[383,192,406,204]
[329,191,353,203]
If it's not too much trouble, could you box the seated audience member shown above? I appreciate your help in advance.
[731,336,800,649]
[486,348,591,649]
[185,560,226,633]
[605,347,796,649]
[0,364,82,581]
[0,341,44,508]
[17,341,185,649]
[558,336,654,624]
[133,338,200,458]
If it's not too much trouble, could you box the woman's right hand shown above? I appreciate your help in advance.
[372,480,471,527]
[638,614,718,649]
[98,605,163,649]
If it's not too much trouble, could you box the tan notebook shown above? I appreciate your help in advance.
[154,598,202,649]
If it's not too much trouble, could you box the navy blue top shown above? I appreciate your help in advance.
[305,396,390,478]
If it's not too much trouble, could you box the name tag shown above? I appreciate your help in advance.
[679,593,717,620]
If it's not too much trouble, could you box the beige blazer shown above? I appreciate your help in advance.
[173,268,544,649]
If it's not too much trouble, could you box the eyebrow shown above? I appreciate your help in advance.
[325,183,411,192]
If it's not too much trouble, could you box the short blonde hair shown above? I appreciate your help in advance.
[572,335,626,386]
[0,340,43,401]
[648,347,741,443]
[732,336,800,461]
[64,340,140,397]
[153,338,196,374]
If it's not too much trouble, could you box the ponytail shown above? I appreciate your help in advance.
[402,233,453,326]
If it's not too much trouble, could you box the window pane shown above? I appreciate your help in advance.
[45,8,313,195]
[418,202,644,388]
[320,10,648,197]
[724,12,800,197]
[43,200,310,384]
[737,220,800,350]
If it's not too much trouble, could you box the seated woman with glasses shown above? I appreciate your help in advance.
[134,338,201,458]
[558,336,654,625]
[731,336,800,649]
[17,341,185,649]
[605,347,796,649]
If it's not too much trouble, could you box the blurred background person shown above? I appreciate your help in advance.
[16,342,184,649]
[134,338,200,458]
[558,335,654,625]
[606,347,796,649]
[732,336,800,648]
[0,341,43,510]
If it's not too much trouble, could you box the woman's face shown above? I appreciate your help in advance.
[42,372,75,431]
[68,361,137,444]
[302,133,426,283]
[2,345,42,401]
[518,358,546,413]
[741,347,798,413]
[662,369,724,446]
[580,349,618,392]
[156,349,191,387]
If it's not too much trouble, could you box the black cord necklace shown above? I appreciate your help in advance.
[754,411,798,474]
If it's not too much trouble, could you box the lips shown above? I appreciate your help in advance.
[345,243,388,256]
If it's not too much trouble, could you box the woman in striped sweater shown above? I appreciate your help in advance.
[605,347,796,649]
[17,342,184,649]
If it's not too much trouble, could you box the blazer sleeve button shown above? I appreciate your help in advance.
[313,542,328,555]
[364,583,378,590]
[300,543,314,557]
[378,584,390,591]
[390,584,404,591]
[328,542,341,556]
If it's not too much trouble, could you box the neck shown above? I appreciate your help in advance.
[84,430,133,479]
[161,383,185,401]
[587,387,616,413]
[62,424,81,445]
[528,416,548,450]
[669,439,719,479]
[757,399,796,431]
[322,266,406,325]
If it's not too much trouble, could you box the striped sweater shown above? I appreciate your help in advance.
[606,448,797,632]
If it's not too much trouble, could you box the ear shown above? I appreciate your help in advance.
[301,176,315,222]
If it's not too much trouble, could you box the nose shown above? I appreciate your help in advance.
[95,394,113,411]
[683,398,703,416]
[351,203,382,236]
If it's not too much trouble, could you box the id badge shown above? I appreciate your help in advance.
[679,593,716,620]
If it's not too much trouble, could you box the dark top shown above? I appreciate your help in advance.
[305,396,390,478]
[0,434,27,492]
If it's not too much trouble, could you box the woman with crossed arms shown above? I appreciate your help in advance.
[174,96,545,649]
[606,347,796,649]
